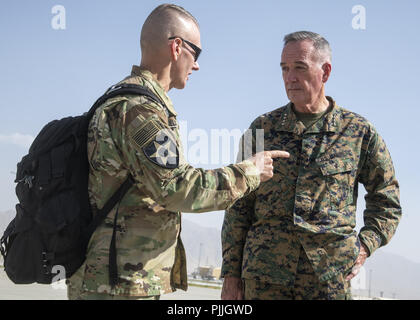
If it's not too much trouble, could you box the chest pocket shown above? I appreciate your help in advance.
[316,157,356,211]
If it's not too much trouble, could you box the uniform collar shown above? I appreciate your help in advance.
[278,96,342,134]
[131,65,177,117]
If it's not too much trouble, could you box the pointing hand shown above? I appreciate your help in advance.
[249,150,290,183]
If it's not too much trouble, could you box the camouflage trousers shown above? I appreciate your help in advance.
[67,284,160,300]
[243,246,352,300]
[68,291,160,300]
[66,267,160,300]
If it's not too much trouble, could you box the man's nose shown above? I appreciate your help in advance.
[193,60,200,71]
[286,71,297,82]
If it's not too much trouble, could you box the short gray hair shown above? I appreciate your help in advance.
[283,31,331,63]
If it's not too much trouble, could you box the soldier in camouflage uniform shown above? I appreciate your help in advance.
[221,31,402,300]
[66,4,288,300]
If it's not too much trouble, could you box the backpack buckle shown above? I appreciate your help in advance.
[25,176,34,188]
[106,84,123,94]
[0,237,6,259]
[16,175,34,189]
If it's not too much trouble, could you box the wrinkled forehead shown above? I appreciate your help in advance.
[281,40,317,64]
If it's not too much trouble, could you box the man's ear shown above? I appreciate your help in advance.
[170,39,182,61]
[321,62,332,83]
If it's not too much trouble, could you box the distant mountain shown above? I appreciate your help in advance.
[181,218,222,273]
[353,250,420,300]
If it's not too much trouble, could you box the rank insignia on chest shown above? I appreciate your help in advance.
[143,129,179,169]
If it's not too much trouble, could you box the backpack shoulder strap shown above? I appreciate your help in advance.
[85,175,134,245]
[86,83,166,120]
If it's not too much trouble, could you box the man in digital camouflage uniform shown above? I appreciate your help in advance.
[221,31,402,300]
[66,4,288,300]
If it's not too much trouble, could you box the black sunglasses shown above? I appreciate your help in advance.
[168,36,201,62]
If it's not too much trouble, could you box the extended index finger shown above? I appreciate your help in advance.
[268,150,290,159]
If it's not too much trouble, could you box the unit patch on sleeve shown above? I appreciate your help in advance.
[142,128,179,169]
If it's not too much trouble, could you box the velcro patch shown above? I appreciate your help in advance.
[143,129,179,169]
[131,120,166,149]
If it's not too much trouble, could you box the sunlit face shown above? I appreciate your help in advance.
[280,40,328,108]
[170,25,201,90]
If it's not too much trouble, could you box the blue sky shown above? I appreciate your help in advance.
[1,0,419,263]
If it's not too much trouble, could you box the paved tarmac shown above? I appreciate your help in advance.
[0,269,221,300]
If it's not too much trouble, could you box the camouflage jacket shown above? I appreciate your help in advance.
[221,98,401,285]
[67,66,260,297]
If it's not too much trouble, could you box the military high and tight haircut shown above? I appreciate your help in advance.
[140,4,199,53]
[283,31,332,64]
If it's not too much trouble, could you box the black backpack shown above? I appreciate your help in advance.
[0,83,164,285]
